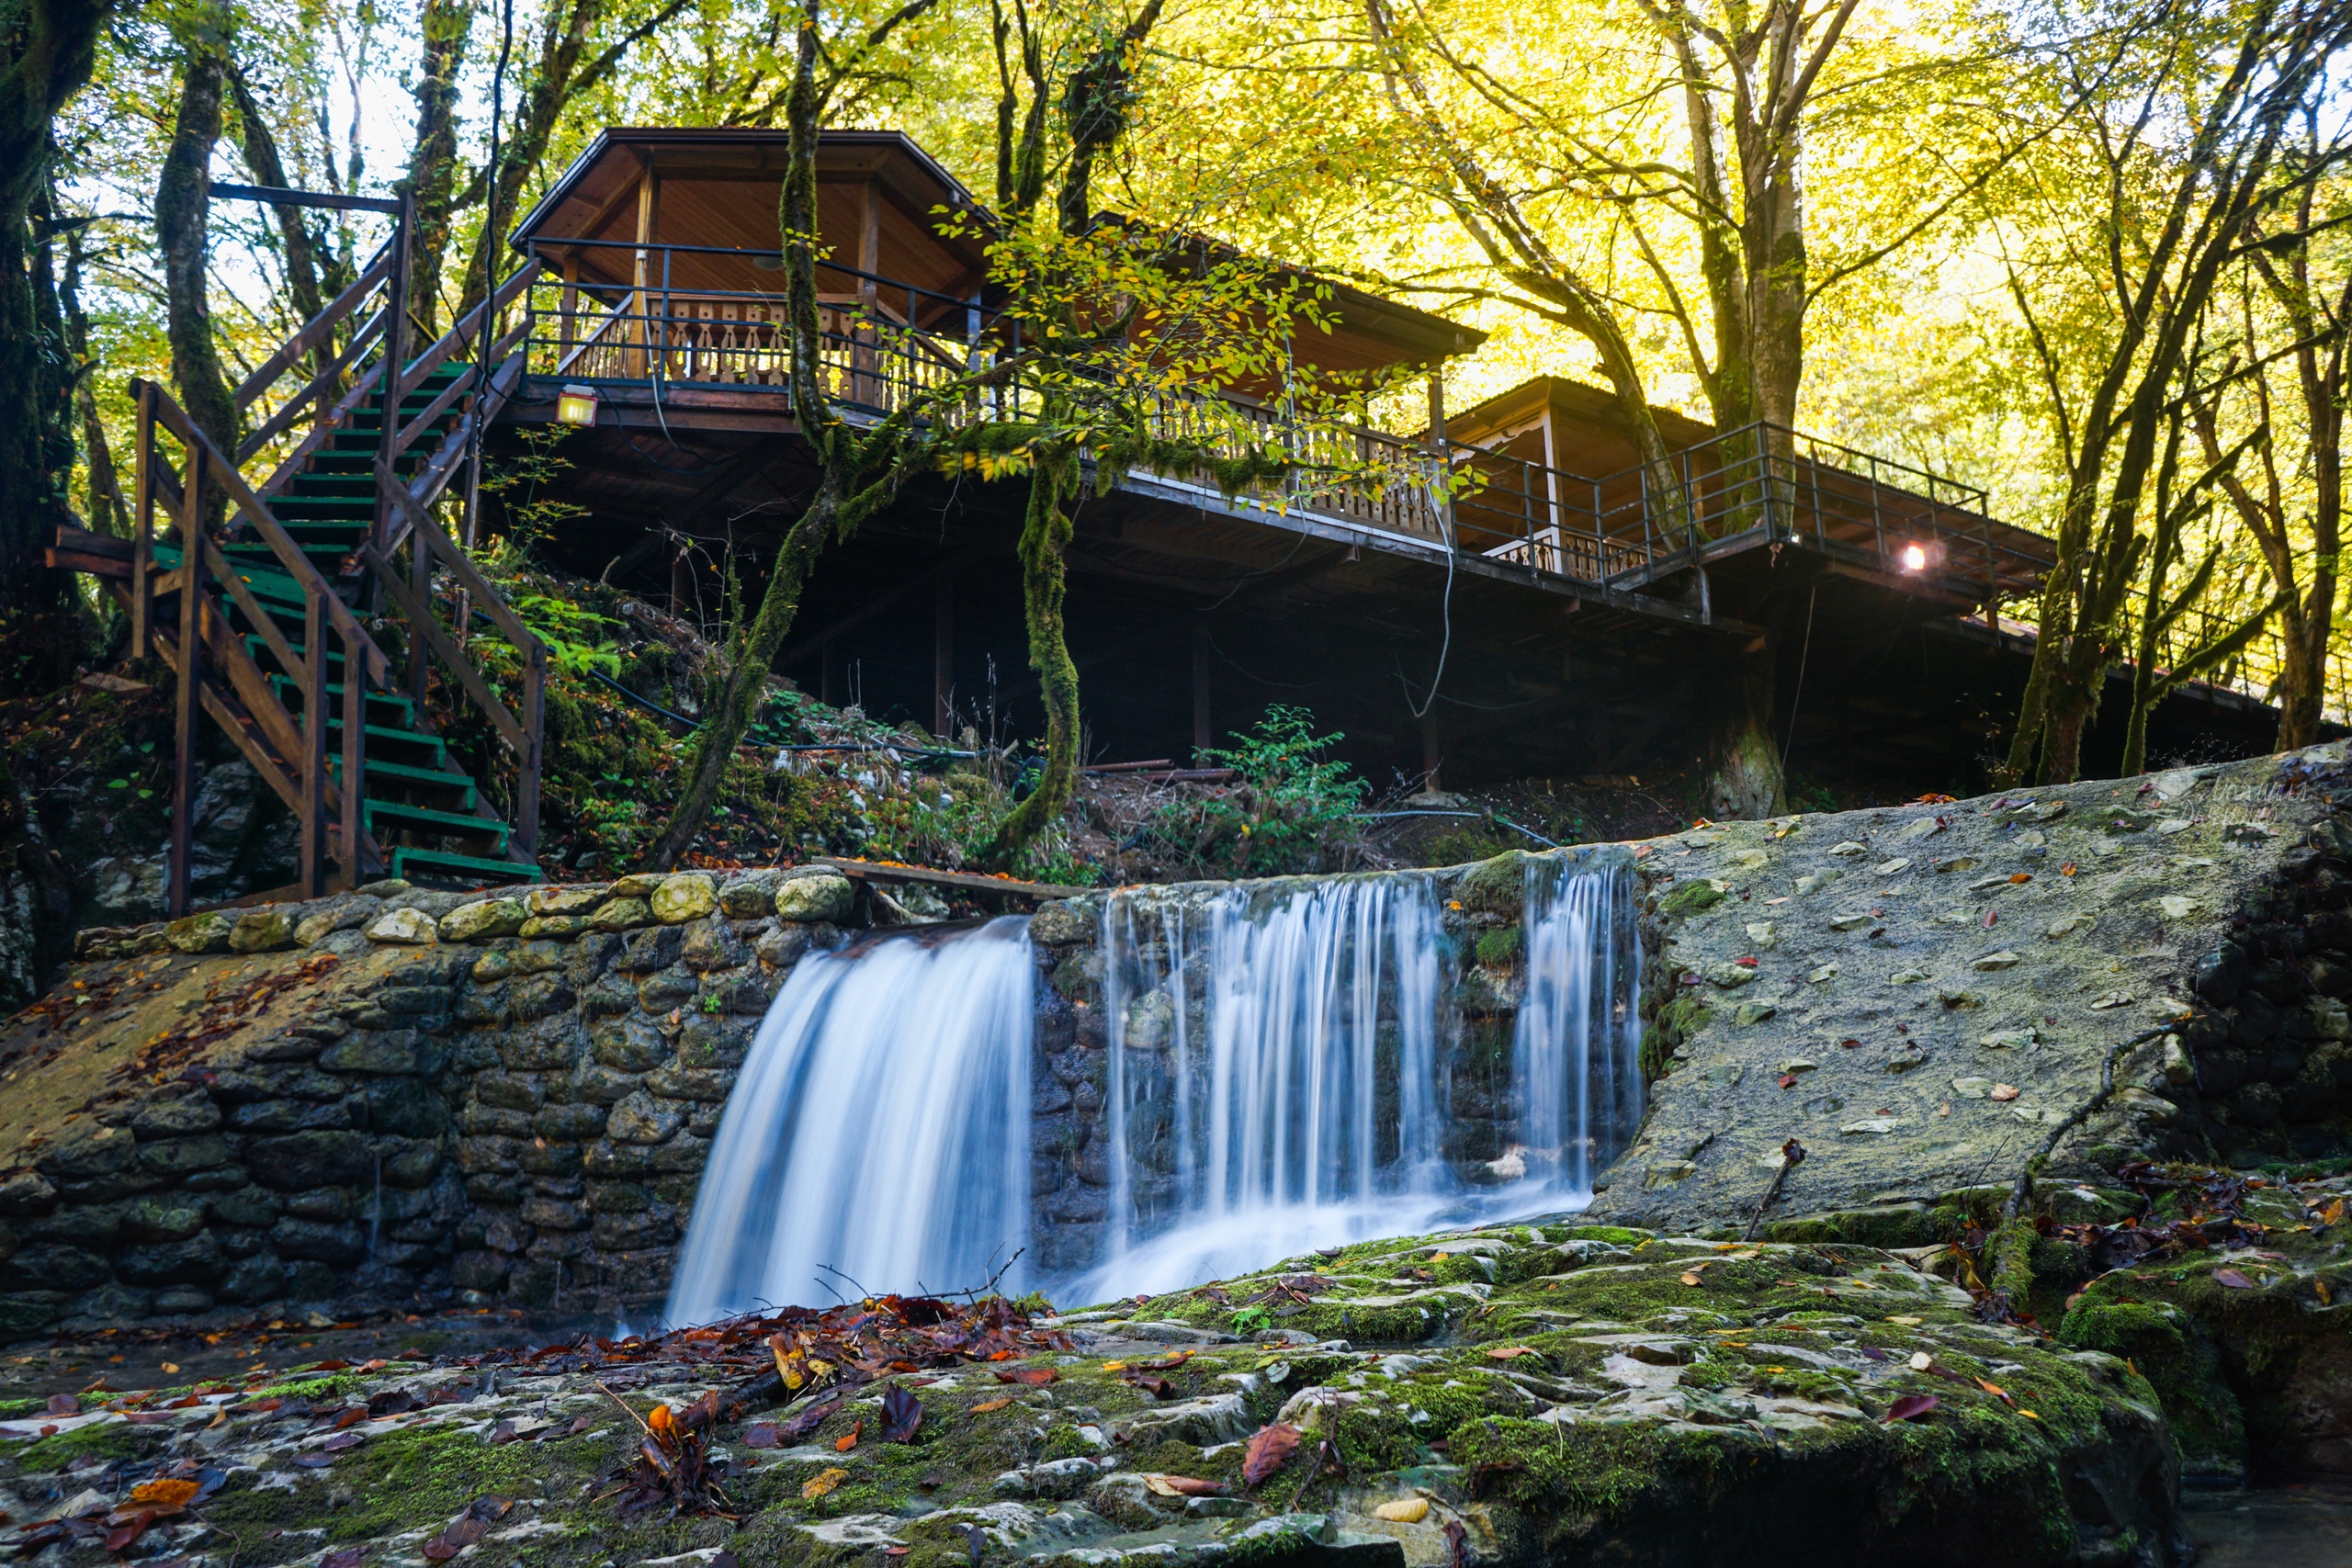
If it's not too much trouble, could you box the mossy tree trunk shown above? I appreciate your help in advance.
[1706,645,1784,822]
[155,32,239,459]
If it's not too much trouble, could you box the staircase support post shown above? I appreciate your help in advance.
[516,642,545,863]
[167,457,208,919]
[132,382,156,652]
[340,621,367,882]
[299,591,329,898]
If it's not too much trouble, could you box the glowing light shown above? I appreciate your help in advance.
[1901,544,1928,571]
[555,383,600,426]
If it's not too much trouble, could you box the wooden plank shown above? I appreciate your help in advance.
[202,536,311,694]
[233,247,395,411]
[815,857,1091,901]
[238,308,385,463]
[395,258,542,407]
[300,592,328,897]
[374,458,544,651]
[360,545,528,754]
[209,180,401,216]
[166,457,206,918]
[45,546,133,579]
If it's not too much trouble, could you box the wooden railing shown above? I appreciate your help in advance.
[127,380,393,910]
[370,470,548,862]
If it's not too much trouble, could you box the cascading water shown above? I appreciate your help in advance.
[1075,854,1643,1298]
[664,918,1035,1325]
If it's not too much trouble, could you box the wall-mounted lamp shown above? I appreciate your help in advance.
[1901,543,1928,572]
[555,383,600,427]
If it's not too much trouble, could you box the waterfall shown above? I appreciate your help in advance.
[1078,854,1642,1298]
[664,918,1035,1325]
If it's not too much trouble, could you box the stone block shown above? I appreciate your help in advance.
[383,1142,443,1188]
[529,883,609,917]
[774,871,854,923]
[607,1092,684,1145]
[519,915,586,940]
[638,965,698,1012]
[364,1081,449,1139]
[653,874,718,924]
[587,897,653,933]
[271,1218,366,1265]
[228,1099,355,1134]
[592,1207,678,1250]
[461,1102,534,1138]
[0,1174,57,1216]
[1027,899,1092,946]
[440,898,528,942]
[682,919,749,973]
[718,872,779,918]
[116,1233,223,1286]
[120,1195,207,1243]
[230,908,298,953]
[520,1141,583,1178]
[534,1102,609,1141]
[511,973,576,1021]
[367,908,439,945]
[643,1064,736,1101]
[520,1194,589,1232]
[754,922,811,969]
[581,973,638,1017]
[592,1014,670,1072]
[244,1130,375,1190]
[130,1096,221,1139]
[165,912,235,953]
[676,1013,752,1069]
[465,1172,526,1206]
[502,1015,588,1072]
[622,925,684,974]
[4,1243,111,1292]
[320,1032,423,1075]
[475,1072,546,1112]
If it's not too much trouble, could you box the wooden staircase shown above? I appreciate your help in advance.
[51,197,552,911]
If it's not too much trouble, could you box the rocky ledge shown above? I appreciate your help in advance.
[23,1181,2340,1568]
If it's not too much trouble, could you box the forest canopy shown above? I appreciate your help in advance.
[4,0,2348,791]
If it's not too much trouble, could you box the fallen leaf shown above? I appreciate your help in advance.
[801,1466,850,1500]
[44,1394,75,1417]
[1884,1393,1939,1423]
[1100,1361,1127,1372]
[1975,1378,2015,1407]
[968,1398,1012,1414]
[778,1398,842,1440]
[994,1367,1057,1386]
[1680,1270,1705,1287]
[1989,1084,2020,1102]
[1142,1474,1227,1497]
[1374,1497,1431,1523]
[1981,908,1998,928]
[880,1386,923,1444]
[1777,1074,1797,1089]
[2008,873,2032,884]
[2213,1268,2255,1289]
[1242,1421,1301,1487]
[2319,1279,2335,1306]
[2061,863,2076,875]
[835,1421,862,1452]
[647,1404,675,1435]
[321,1551,365,1568]
[2324,1199,2346,1226]
[1484,1346,1536,1359]
[127,1480,198,1509]
[743,1423,782,1450]
[321,1431,365,1451]
[159,1363,179,1375]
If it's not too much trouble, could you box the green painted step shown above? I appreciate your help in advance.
[320,718,448,760]
[265,674,414,720]
[331,757,478,809]
[390,846,541,886]
[365,798,510,850]
[243,634,343,671]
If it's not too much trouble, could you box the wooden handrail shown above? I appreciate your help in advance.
[232,246,396,412]
[396,258,543,404]
[373,453,545,660]
[392,314,530,457]
[137,380,392,689]
[237,308,386,464]
[359,545,530,755]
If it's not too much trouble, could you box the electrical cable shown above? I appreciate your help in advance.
[1780,583,1817,771]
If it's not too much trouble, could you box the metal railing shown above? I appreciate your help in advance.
[516,240,2047,611]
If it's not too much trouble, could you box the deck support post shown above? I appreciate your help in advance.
[167,458,208,919]
[1420,708,1443,795]
[1191,619,1212,760]
[933,574,954,737]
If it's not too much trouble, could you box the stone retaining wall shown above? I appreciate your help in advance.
[0,866,857,1337]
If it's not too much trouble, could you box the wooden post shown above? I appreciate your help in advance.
[634,167,662,376]
[167,457,208,918]
[1191,619,1212,760]
[1420,709,1443,795]
[299,590,328,897]
[933,574,954,737]
[410,520,433,708]
[340,622,367,883]
[855,179,881,404]
[558,254,580,362]
[516,642,545,862]
[1427,370,1453,547]
[131,381,155,653]
[371,197,414,566]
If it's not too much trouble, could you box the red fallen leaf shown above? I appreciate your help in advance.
[489,1422,517,1445]
[321,1430,366,1451]
[167,1394,204,1410]
[293,1454,336,1469]
[123,1412,173,1426]
[1981,908,1998,929]
[1484,1346,1535,1359]
[333,1408,368,1429]
[1885,1393,1939,1423]
[103,1515,154,1553]
[1838,1038,1861,1050]
[995,1367,1058,1385]
[1141,1351,1195,1371]
[743,1422,783,1450]
[1242,1422,1301,1487]
[2213,1269,2255,1289]
[778,1398,842,1440]
[303,1359,352,1372]
[322,1551,366,1568]
[1778,1075,1798,1089]
[835,1420,862,1452]
[1734,956,1758,967]
[1123,1373,1176,1398]
[44,1394,76,1417]
[567,1415,592,1437]
[880,1386,924,1444]
[368,1389,417,1417]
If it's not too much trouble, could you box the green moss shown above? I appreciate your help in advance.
[1475,926,1524,966]
[1039,1422,1096,1461]
[2058,1299,2244,1471]
[13,1420,152,1472]
[1559,1225,1652,1246]
[1658,879,1724,915]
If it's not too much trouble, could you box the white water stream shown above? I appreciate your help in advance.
[666,856,1642,1321]
[664,917,1035,1325]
